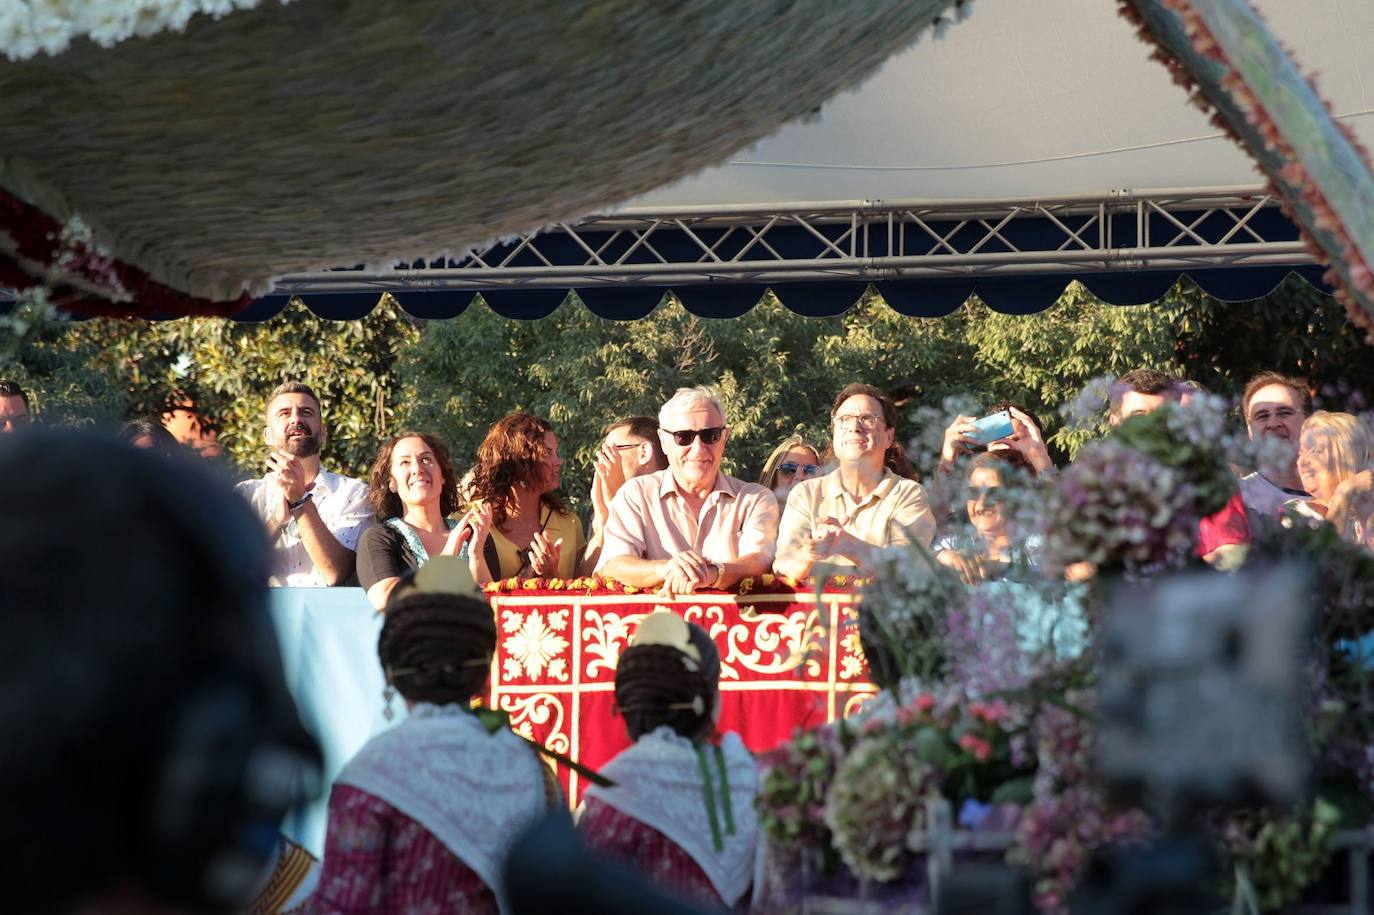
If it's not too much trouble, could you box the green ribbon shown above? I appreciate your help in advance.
[695,742,724,851]
[713,742,735,838]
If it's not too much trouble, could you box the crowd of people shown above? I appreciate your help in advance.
[3,365,1372,914]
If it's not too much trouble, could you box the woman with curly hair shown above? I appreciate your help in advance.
[357,431,493,610]
[467,411,587,581]
[577,611,758,911]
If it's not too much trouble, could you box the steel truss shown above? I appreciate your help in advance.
[274,185,1315,295]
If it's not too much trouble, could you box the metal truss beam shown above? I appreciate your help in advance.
[273,186,1316,295]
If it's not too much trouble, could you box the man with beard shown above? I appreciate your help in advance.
[1238,371,1313,518]
[235,381,372,585]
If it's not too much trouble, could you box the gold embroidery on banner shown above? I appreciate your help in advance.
[502,608,571,681]
[498,692,571,756]
[717,608,816,678]
[842,690,878,719]
[581,609,650,678]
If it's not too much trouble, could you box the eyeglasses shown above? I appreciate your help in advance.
[663,426,726,447]
[832,413,883,431]
[779,461,821,477]
[610,443,643,451]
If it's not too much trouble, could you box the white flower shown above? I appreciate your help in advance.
[1,0,293,61]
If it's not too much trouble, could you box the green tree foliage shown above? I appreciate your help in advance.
[1170,274,1374,413]
[0,297,125,425]
[965,282,1180,457]
[399,289,979,513]
[42,295,418,478]
[6,271,1372,517]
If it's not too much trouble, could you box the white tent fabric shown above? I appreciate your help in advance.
[630,0,1374,207]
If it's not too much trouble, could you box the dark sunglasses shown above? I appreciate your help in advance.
[663,426,725,447]
[779,461,821,477]
[968,486,1004,505]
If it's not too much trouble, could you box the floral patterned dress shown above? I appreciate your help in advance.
[299,784,496,914]
[298,703,552,914]
[578,728,759,911]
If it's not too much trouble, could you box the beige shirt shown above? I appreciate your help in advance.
[595,469,780,568]
[776,469,935,565]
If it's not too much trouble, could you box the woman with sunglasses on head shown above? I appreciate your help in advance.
[757,435,824,509]
[467,411,588,582]
[773,383,934,580]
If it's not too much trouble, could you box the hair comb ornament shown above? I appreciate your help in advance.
[388,555,482,606]
[630,611,701,663]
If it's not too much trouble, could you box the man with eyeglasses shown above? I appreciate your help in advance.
[774,383,934,580]
[1238,371,1312,518]
[585,416,669,570]
[595,386,779,596]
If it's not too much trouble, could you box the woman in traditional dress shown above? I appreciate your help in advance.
[577,612,758,911]
[467,411,587,581]
[303,562,557,913]
[357,431,493,610]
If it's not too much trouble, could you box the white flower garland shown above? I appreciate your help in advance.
[0,0,291,61]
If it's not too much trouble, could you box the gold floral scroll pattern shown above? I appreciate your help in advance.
[836,605,869,682]
[582,609,651,679]
[842,690,878,720]
[501,608,571,682]
[715,607,818,679]
[497,692,571,756]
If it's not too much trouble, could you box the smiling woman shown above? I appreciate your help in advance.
[357,431,493,610]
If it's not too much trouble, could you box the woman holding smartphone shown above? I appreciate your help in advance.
[357,431,493,610]
[938,403,1054,477]
[773,383,934,579]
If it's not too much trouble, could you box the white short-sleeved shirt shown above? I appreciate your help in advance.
[595,469,780,569]
[236,468,373,586]
[776,469,935,566]
[1239,472,1309,520]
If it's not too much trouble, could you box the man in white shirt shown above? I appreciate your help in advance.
[1238,371,1312,519]
[235,381,372,586]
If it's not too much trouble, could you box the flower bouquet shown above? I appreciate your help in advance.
[755,687,1035,912]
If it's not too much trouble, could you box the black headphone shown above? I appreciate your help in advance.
[0,429,323,914]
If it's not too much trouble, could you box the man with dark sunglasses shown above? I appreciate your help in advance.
[595,386,779,596]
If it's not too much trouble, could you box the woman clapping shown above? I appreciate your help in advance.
[357,432,493,610]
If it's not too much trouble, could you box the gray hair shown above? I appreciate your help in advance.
[658,385,727,428]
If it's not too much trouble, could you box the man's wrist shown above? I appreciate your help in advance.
[287,492,314,514]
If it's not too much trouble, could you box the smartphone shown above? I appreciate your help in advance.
[967,410,1014,445]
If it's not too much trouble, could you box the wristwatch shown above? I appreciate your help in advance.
[710,561,727,589]
[287,492,314,515]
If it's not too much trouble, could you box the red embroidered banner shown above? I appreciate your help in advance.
[485,585,875,802]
